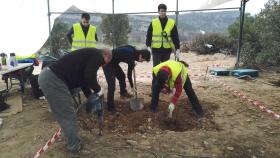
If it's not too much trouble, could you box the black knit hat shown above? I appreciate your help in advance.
[157,70,169,84]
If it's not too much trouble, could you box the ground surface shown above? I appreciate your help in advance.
[0,52,279,158]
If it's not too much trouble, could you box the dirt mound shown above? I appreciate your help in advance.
[78,99,219,134]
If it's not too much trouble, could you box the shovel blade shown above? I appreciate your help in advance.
[129,98,144,111]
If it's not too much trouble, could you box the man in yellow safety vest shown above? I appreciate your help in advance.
[151,60,204,118]
[67,13,98,51]
[146,4,181,91]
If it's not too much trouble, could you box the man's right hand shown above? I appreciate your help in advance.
[96,88,103,97]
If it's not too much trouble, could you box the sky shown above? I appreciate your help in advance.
[0,0,269,56]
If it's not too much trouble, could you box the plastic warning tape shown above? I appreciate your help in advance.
[97,70,280,120]
[210,76,280,120]
[97,73,204,80]
[33,128,62,158]
[212,63,221,67]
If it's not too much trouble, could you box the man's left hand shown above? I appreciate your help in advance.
[161,87,171,94]
[168,88,176,98]
[175,49,180,59]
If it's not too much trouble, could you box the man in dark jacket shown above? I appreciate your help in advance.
[103,45,151,112]
[38,48,112,155]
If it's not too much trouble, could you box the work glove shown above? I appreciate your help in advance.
[147,47,152,54]
[175,49,180,59]
[96,88,103,97]
[168,103,175,118]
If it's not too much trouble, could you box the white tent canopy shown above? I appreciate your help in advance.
[0,0,266,56]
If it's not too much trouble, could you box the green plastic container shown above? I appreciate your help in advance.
[209,68,230,76]
[231,69,259,77]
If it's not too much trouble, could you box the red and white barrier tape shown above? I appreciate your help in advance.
[97,73,204,80]
[212,63,221,67]
[98,65,279,120]
[33,128,62,158]
[210,76,280,120]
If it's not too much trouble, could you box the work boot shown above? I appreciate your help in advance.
[68,143,93,157]
[120,92,133,99]
[108,106,117,114]
[150,105,157,113]
[194,108,204,118]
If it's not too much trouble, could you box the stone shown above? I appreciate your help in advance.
[246,119,252,122]
[139,140,150,146]
[227,147,234,151]
[203,141,209,147]
[126,140,138,146]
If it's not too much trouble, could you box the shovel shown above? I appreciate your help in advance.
[129,67,144,111]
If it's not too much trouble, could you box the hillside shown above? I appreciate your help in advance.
[57,6,239,43]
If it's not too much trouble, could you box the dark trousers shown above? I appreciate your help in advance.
[38,68,82,151]
[152,52,171,67]
[151,77,203,115]
[152,51,171,88]
[103,63,128,109]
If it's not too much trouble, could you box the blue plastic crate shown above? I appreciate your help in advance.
[209,68,230,76]
[231,69,259,77]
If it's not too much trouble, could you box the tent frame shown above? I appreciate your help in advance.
[46,0,248,67]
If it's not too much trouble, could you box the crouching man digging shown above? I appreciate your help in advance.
[38,48,112,155]
[151,60,204,118]
[103,45,151,113]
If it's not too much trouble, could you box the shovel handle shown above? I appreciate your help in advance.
[133,67,137,98]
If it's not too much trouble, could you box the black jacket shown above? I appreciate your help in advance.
[146,17,180,53]
[50,48,104,96]
[111,45,139,88]
[67,23,98,45]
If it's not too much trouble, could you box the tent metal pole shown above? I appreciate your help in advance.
[112,0,115,48]
[47,0,52,55]
[235,0,249,68]
[50,7,240,15]
[175,0,179,25]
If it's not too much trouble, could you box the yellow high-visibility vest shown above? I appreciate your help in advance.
[153,60,188,89]
[151,18,175,48]
[71,23,97,51]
